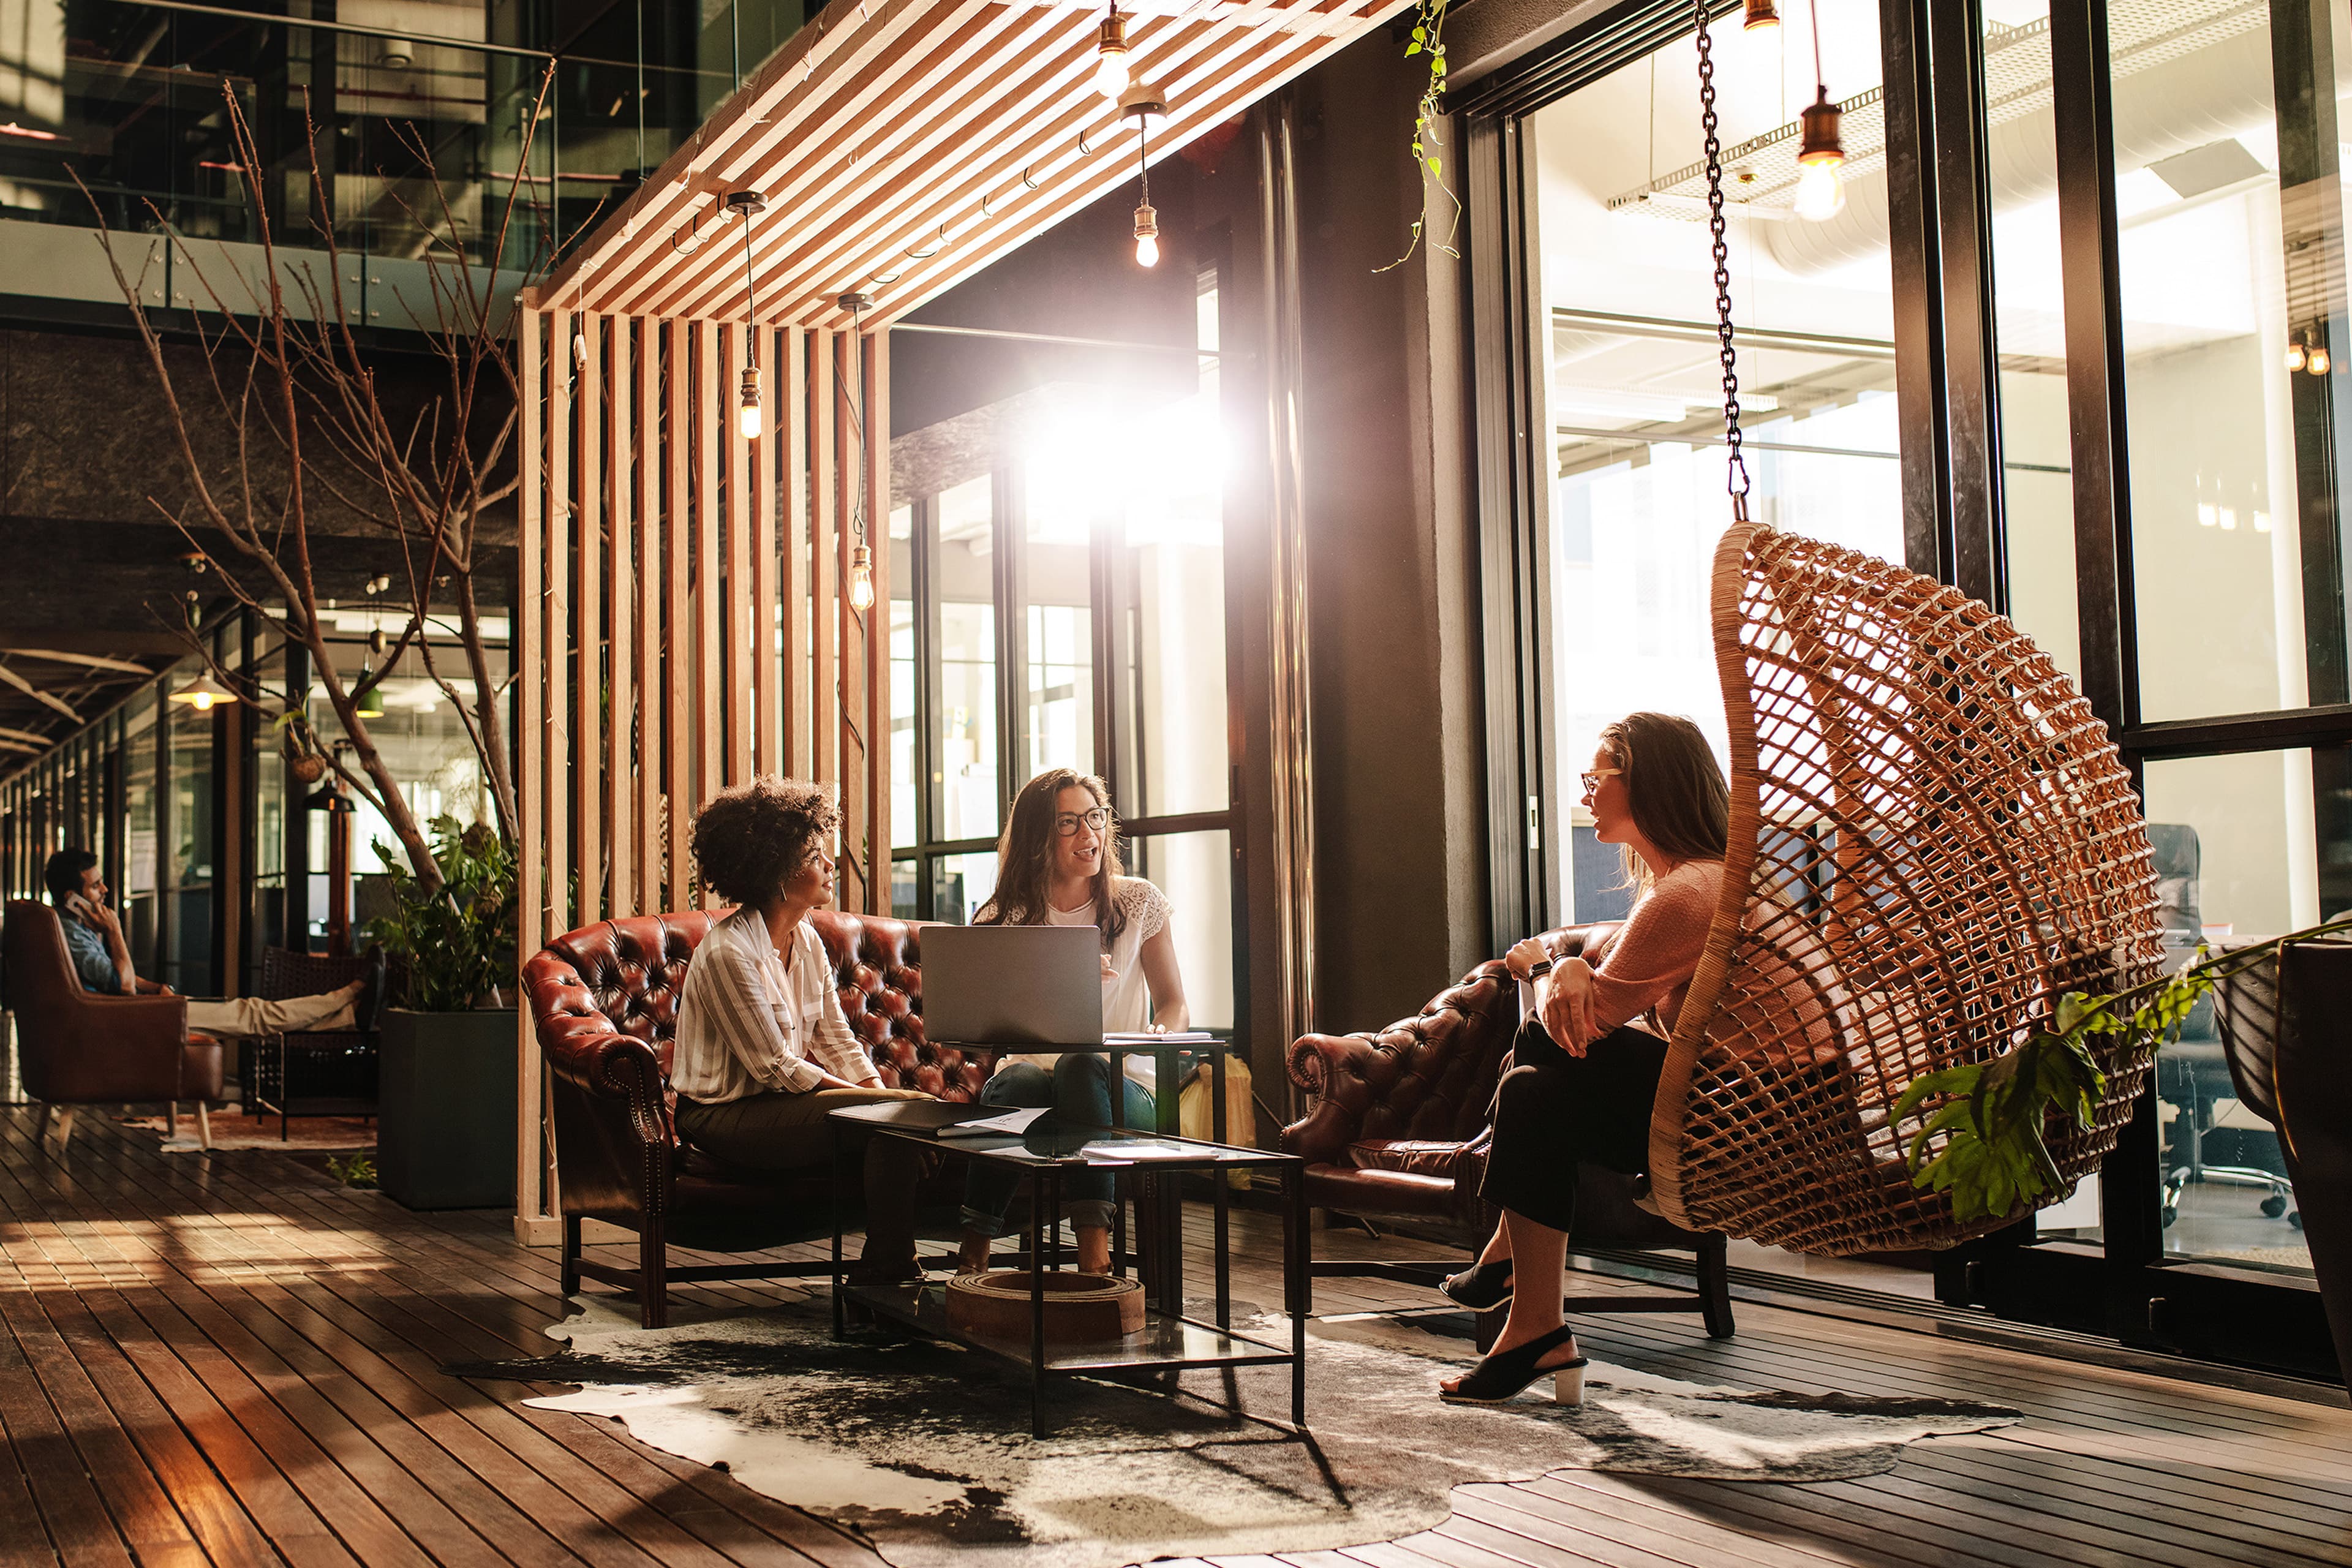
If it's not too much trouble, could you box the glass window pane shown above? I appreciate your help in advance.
[1533,0,1905,919]
[935,477,1000,842]
[891,855,918,921]
[1023,459,1094,780]
[1112,276,1231,819]
[2116,2,2350,721]
[123,688,159,972]
[1125,829,1234,1031]
[168,660,216,993]
[2136,749,2330,1277]
[1985,2,2079,680]
[890,500,917,851]
[930,850,997,925]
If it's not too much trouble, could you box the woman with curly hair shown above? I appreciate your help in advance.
[669,776,934,1281]
[955,768,1191,1276]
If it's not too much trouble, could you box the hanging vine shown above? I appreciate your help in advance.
[1378,0,1461,272]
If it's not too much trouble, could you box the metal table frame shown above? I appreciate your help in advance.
[827,1102,1307,1436]
[956,1036,1243,1314]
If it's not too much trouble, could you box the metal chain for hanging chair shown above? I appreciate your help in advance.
[1692,0,1751,521]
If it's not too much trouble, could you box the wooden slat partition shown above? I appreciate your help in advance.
[514,307,892,1241]
[530,0,1407,331]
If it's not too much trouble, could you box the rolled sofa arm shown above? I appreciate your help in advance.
[524,948,673,1221]
[1282,1031,1382,1167]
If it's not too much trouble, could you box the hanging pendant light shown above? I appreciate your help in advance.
[169,671,239,710]
[2311,340,2333,377]
[1793,86,1844,220]
[2286,334,2309,372]
[1743,0,1781,29]
[353,670,386,720]
[1121,85,1167,268]
[728,189,768,440]
[839,292,879,613]
[1792,4,1843,222]
[1093,3,1132,101]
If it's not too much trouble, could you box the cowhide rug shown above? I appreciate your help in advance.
[445,1293,2017,1568]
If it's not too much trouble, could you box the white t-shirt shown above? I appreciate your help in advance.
[998,876,1174,1090]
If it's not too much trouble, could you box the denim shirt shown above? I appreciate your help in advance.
[59,913,124,995]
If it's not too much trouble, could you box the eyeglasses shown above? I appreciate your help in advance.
[1053,807,1111,837]
[1579,767,1623,795]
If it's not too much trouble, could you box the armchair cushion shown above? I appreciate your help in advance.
[1348,1138,1485,1183]
[1284,921,1714,1249]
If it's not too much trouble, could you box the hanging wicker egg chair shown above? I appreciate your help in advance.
[1640,523,2165,1254]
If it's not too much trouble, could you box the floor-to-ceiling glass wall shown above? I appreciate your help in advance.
[888,263,1240,1034]
[1483,0,2344,1370]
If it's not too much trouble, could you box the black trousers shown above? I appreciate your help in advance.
[1477,1019,1668,1235]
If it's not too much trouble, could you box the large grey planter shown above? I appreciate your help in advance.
[379,1007,518,1210]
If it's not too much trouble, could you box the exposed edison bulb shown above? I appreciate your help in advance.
[1743,0,1780,29]
[190,691,215,712]
[1094,10,1131,100]
[1793,157,1845,221]
[2286,339,2309,372]
[2312,345,2333,377]
[848,545,876,611]
[1793,88,1845,222]
[737,362,763,440]
[1134,201,1160,268]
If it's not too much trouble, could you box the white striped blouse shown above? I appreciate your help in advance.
[668,908,883,1102]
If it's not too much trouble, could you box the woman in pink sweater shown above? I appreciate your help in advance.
[1437,712,1728,1407]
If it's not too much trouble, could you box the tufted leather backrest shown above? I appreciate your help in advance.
[1283,924,1619,1169]
[524,908,991,1105]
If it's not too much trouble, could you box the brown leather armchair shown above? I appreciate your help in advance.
[1283,922,1732,1338]
[524,908,989,1327]
[3,900,224,1151]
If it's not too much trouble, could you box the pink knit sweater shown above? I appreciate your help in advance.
[1574,858,1724,1039]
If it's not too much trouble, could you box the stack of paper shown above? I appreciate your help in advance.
[937,1106,1050,1139]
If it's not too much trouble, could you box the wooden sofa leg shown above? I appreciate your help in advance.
[639,1220,668,1330]
[194,1102,213,1152]
[34,1102,51,1144]
[1698,1232,1735,1339]
[50,1107,77,1150]
[560,1214,582,1297]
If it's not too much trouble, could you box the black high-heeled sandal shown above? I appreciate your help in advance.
[1439,1257,1513,1311]
[1438,1324,1587,1406]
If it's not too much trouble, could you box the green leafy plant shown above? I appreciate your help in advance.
[1380,0,1462,273]
[325,1153,378,1189]
[366,815,518,1011]
[1896,911,2352,1225]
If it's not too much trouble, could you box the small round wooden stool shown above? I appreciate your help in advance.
[944,1270,1146,1342]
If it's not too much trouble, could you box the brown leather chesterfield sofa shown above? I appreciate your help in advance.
[524,908,988,1327]
[3,900,224,1151]
[1282,922,1732,1339]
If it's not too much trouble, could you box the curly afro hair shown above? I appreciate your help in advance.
[691,775,840,908]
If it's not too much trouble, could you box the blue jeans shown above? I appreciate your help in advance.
[960,1055,1156,1237]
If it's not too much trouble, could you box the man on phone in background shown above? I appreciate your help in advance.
[43,848,379,1038]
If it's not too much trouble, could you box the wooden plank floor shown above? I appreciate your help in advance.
[4,1104,2350,1568]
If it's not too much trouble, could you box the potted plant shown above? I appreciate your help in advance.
[367,816,519,1209]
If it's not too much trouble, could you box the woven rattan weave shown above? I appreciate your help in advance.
[1644,523,2165,1254]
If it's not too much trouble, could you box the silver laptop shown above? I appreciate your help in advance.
[921,924,1104,1047]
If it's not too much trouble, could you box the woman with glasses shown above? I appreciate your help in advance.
[668,777,937,1284]
[955,767,1192,1276]
[1434,712,1728,1408]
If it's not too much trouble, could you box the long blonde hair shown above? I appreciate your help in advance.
[1600,712,1729,891]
